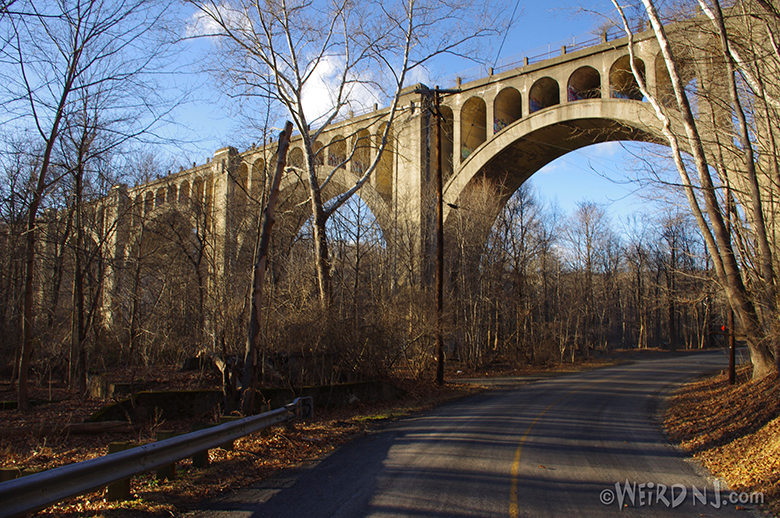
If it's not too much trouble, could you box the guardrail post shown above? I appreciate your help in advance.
[106,442,134,501]
[155,430,177,481]
[0,467,21,482]
[301,397,314,421]
[191,423,213,468]
[285,412,296,431]
[218,416,242,450]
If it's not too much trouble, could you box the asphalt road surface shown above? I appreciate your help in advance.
[189,351,762,518]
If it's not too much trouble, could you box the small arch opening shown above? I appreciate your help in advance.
[353,129,371,175]
[167,184,178,205]
[494,87,522,133]
[328,135,346,168]
[178,181,190,204]
[192,178,204,208]
[654,50,696,109]
[461,96,487,159]
[133,194,143,226]
[610,55,645,100]
[144,191,154,214]
[568,66,601,101]
[313,141,324,166]
[439,105,454,182]
[156,187,166,207]
[235,162,249,205]
[529,77,560,113]
[289,147,304,169]
[375,123,393,197]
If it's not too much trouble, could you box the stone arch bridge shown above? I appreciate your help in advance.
[92,20,722,318]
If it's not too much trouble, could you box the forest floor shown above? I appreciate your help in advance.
[0,355,621,517]
[664,363,780,517]
[2,349,775,516]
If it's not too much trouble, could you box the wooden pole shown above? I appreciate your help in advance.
[726,182,736,385]
[435,87,445,386]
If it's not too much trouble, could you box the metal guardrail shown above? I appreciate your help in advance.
[0,397,314,518]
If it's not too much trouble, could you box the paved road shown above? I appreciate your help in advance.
[190,351,761,517]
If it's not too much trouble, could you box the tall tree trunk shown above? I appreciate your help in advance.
[241,121,293,416]
[613,0,777,378]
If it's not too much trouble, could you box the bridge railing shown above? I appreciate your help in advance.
[442,25,630,87]
[0,397,314,518]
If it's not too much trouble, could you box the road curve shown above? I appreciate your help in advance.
[189,351,760,518]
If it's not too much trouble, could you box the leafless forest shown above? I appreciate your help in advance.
[2,0,780,410]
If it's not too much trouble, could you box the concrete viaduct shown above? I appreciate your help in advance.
[93,21,717,317]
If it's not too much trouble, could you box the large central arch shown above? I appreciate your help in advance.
[442,99,665,227]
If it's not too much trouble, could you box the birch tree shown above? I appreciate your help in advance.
[610,0,778,378]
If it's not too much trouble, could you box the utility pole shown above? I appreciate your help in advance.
[415,85,459,386]
[726,182,736,385]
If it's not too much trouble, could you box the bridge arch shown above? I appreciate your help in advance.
[610,55,645,100]
[443,99,664,228]
[529,76,560,113]
[494,87,522,133]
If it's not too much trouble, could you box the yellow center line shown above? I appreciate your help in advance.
[509,376,614,518]
[509,392,572,518]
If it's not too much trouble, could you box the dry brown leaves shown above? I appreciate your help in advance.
[664,365,780,516]
[1,377,480,517]
[1,357,619,516]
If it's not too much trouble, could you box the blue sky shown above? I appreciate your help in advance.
[172,0,663,223]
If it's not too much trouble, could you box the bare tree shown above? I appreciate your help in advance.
[188,0,506,307]
[610,0,778,378]
[0,0,182,408]
[564,201,614,359]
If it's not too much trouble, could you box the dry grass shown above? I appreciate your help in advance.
[665,364,780,516]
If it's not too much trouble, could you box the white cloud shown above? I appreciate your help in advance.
[538,160,565,175]
[403,64,433,88]
[301,55,382,123]
[185,3,247,39]
[588,141,622,157]
[186,7,384,124]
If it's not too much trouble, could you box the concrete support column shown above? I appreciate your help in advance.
[101,185,130,326]
[486,94,496,136]
[452,99,462,171]
[642,49,657,101]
